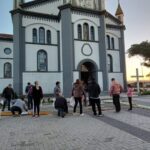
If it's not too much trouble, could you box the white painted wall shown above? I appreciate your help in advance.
[108,73,124,89]
[24,0,62,15]
[23,19,59,45]
[105,17,119,26]
[0,79,13,93]
[72,13,100,27]
[98,72,103,90]
[25,44,58,71]
[0,41,13,92]
[107,50,120,72]
[73,19,99,41]
[73,71,79,83]
[23,72,63,94]
[74,41,100,69]
[0,41,13,58]
[105,31,120,50]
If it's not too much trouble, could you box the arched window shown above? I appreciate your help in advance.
[33,28,37,43]
[39,27,45,44]
[77,24,82,40]
[37,50,47,71]
[107,54,113,72]
[83,23,89,40]
[90,26,95,41]
[111,37,115,49]
[47,30,51,44]
[4,62,12,78]
[106,35,110,49]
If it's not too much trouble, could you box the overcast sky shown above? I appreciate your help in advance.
[0,0,150,81]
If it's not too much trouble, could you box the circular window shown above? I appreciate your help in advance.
[81,44,93,56]
[4,48,12,55]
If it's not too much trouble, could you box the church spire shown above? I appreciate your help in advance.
[13,0,25,9]
[115,0,124,24]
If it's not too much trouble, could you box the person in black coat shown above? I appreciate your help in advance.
[2,84,15,111]
[88,78,103,116]
[54,93,68,118]
[32,81,43,117]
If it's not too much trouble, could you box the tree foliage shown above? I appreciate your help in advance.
[128,41,150,67]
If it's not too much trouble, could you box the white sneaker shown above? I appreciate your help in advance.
[98,114,104,117]
[80,113,84,116]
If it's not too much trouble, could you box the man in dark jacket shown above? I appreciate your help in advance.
[54,93,68,118]
[88,78,103,116]
[2,84,15,111]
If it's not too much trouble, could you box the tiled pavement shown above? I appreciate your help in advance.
[0,101,150,150]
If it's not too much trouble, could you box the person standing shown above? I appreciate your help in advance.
[72,79,84,116]
[54,81,61,98]
[88,78,103,116]
[2,84,15,111]
[127,84,134,110]
[25,82,33,110]
[110,78,123,112]
[32,81,43,117]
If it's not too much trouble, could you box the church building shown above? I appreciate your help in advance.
[0,0,126,97]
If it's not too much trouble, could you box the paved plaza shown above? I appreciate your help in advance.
[0,96,150,150]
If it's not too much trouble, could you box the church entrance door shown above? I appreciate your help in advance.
[80,62,97,84]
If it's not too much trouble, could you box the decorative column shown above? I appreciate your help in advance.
[99,15,109,92]
[59,5,74,97]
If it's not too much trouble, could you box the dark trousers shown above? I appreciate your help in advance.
[57,108,65,117]
[11,106,22,115]
[73,97,83,114]
[113,94,121,112]
[128,97,132,110]
[33,99,41,116]
[2,98,11,111]
[90,98,102,115]
[28,95,33,110]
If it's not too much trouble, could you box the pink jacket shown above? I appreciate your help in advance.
[127,87,134,97]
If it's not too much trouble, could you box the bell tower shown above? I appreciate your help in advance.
[98,0,105,11]
[115,0,124,24]
[13,0,25,9]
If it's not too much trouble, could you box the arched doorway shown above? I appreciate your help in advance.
[79,61,97,84]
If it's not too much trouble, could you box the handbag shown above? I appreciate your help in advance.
[69,96,75,107]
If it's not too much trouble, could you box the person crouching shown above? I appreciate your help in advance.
[54,93,68,118]
[10,96,28,116]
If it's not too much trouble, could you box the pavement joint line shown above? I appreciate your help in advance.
[88,113,150,143]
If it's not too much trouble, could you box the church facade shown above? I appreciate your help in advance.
[0,0,126,97]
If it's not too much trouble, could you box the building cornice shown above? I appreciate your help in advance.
[106,24,126,30]
[58,4,106,16]
[20,0,50,8]
[10,8,59,21]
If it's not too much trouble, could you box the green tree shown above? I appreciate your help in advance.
[128,41,150,67]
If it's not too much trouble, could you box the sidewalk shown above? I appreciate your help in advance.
[0,102,150,150]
